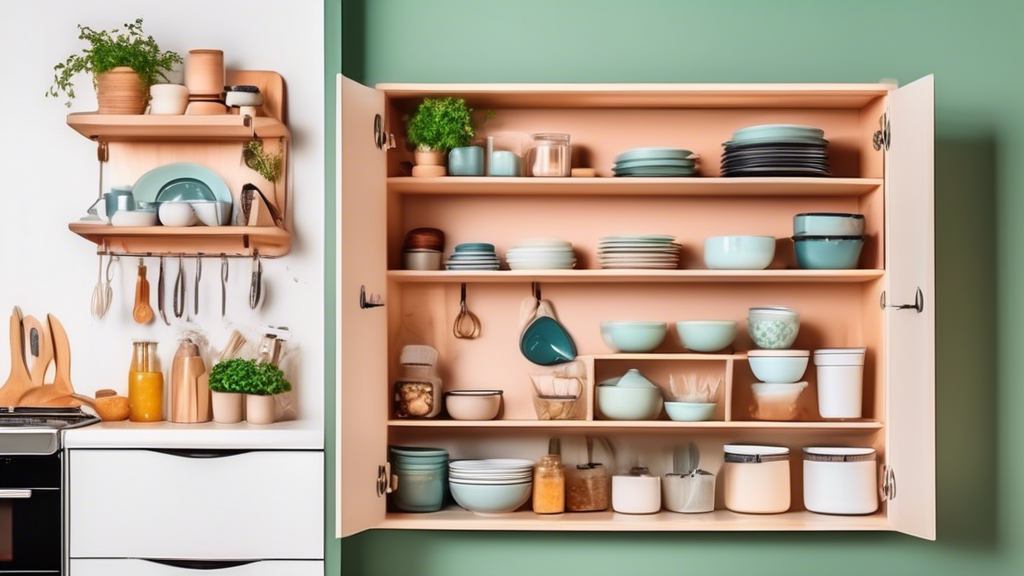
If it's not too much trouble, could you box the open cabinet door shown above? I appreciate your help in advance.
[337,75,388,538]
[884,75,936,540]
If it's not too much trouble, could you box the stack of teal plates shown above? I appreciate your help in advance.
[446,243,501,270]
[612,148,698,177]
[722,125,830,177]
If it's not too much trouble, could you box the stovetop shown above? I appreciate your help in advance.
[0,406,100,430]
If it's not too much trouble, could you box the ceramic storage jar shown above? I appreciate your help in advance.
[814,348,867,419]
[802,447,878,515]
[611,467,661,514]
[723,445,791,514]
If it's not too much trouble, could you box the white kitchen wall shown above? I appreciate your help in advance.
[0,1,324,432]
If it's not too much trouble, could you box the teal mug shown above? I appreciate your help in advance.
[490,150,522,177]
[449,146,485,176]
[104,187,135,220]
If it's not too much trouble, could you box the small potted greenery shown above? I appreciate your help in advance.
[47,18,182,114]
[208,358,292,424]
[406,97,476,177]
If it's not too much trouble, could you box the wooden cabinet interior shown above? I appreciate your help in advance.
[338,78,935,538]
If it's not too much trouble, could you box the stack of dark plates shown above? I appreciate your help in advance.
[612,148,698,177]
[721,125,830,177]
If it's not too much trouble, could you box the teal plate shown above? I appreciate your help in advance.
[733,124,824,141]
[132,163,233,204]
[614,148,695,164]
[155,178,217,202]
[613,158,697,169]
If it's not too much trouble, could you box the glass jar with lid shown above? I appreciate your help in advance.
[566,463,609,512]
[532,454,565,514]
[525,133,571,177]
[723,444,791,514]
[393,345,442,418]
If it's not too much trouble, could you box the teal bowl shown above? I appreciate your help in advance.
[597,385,664,420]
[704,236,776,270]
[391,466,447,512]
[675,321,737,352]
[747,354,809,383]
[793,236,864,269]
[449,481,533,515]
[664,402,716,422]
[600,321,667,352]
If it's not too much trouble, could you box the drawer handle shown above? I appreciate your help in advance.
[144,559,259,570]
[150,449,252,459]
[0,489,31,499]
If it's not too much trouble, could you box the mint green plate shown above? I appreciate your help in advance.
[132,163,233,204]
[614,148,695,163]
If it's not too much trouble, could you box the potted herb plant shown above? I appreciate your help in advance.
[244,361,292,425]
[47,18,182,114]
[405,97,476,177]
[207,358,251,424]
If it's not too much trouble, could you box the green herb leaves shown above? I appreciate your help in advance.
[209,358,292,396]
[243,140,283,183]
[406,97,476,152]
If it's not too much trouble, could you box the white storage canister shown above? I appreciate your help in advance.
[723,445,791,514]
[813,347,866,419]
[611,467,661,514]
[802,447,878,515]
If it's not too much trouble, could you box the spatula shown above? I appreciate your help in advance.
[16,315,82,407]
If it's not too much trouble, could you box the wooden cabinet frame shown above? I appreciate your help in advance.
[337,76,935,539]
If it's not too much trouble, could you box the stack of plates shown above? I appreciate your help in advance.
[445,243,501,270]
[449,459,535,483]
[722,125,830,177]
[598,235,682,269]
[612,148,698,177]
[506,238,576,270]
[448,459,535,515]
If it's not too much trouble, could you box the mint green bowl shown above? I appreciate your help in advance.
[600,321,667,352]
[449,481,533,515]
[675,321,737,352]
[664,402,716,422]
[597,385,664,420]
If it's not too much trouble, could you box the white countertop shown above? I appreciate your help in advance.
[63,419,324,450]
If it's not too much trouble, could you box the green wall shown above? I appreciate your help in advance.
[326,0,341,573]
[338,0,1012,574]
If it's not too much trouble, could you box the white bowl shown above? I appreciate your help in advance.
[158,202,198,227]
[445,391,502,421]
[111,210,159,227]
[191,201,232,226]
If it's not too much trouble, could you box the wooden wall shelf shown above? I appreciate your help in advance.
[388,177,882,196]
[387,419,883,431]
[387,269,885,284]
[67,114,291,142]
[68,223,291,257]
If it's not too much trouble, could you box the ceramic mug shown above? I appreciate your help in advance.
[184,49,225,97]
[449,146,485,176]
[104,187,135,220]
[148,84,190,115]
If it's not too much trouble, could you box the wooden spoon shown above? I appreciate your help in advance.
[133,260,154,324]
[0,307,34,406]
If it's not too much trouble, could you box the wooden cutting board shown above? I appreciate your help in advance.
[22,315,53,386]
[0,307,34,406]
[17,314,81,407]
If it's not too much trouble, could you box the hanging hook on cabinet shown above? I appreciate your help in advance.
[531,282,542,302]
[359,285,384,309]
[453,283,481,339]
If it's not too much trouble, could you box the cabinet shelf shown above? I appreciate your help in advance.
[388,269,885,284]
[379,508,890,532]
[387,177,882,196]
[67,113,291,141]
[69,223,291,257]
[387,419,883,431]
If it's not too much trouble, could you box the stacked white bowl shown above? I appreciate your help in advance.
[448,459,535,515]
[505,238,576,270]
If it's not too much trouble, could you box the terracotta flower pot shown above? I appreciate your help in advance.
[412,148,446,177]
[246,394,277,425]
[95,67,148,115]
[211,391,243,424]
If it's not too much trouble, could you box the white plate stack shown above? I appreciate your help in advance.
[505,238,576,270]
[598,235,682,269]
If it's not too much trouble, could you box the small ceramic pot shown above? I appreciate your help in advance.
[449,146,485,176]
[246,394,277,425]
[184,49,225,98]
[95,67,147,115]
[414,148,445,166]
[149,84,190,115]
[211,391,243,424]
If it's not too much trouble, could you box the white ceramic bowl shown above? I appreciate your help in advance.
[158,201,198,227]
[445,391,502,421]
[191,201,232,226]
[704,235,776,270]
[747,350,810,383]
[449,481,533,515]
[149,84,190,115]
[664,401,716,422]
[111,210,159,227]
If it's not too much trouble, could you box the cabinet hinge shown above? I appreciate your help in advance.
[880,287,924,313]
[873,113,890,151]
[881,464,897,501]
[374,114,396,150]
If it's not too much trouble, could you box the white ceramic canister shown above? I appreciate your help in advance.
[813,347,866,419]
[611,469,661,514]
[662,471,715,513]
[149,84,190,115]
[802,447,878,515]
[723,445,791,514]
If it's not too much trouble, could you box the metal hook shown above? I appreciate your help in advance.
[531,282,541,301]
[359,285,384,309]
[880,287,924,313]
[453,283,481,339]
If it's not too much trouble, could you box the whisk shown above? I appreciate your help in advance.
[453,283,481,339]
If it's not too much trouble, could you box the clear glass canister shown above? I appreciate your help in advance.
[526,133,571,177]
[532,454,565,514]
[394,345,442,418]
[129,341,163,422]
[566,463,610,512]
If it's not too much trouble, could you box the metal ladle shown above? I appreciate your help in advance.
[453,283,481,339]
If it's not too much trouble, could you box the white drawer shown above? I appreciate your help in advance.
[71,559,323,575]
[70,449,323,559]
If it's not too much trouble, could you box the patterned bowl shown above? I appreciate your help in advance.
[747,307,800,349]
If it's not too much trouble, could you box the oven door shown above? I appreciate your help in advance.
[0,452,61,576]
